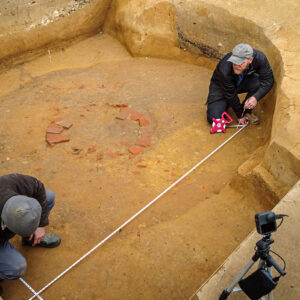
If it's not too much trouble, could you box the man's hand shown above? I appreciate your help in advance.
[238,117,248,125]
[29,227,46,246]
[244,96,257,110]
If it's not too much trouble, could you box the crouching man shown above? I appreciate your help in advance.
[206,43,274,127]
[0,173,61,295]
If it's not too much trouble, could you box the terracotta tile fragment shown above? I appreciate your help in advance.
[87,145,96,153]
[55,120,73,129]
[46,133,70,145]
[107,152,116,158]
[116,108,131,120]
[96,153,103,160]
[139,116,150,127]
[120,141,131,147]
[136,132,152,147]
[130,110,143,121]
[116,103,128,107]
[129,146,144,155]
[47,124,63,134]
[137,164,147,168]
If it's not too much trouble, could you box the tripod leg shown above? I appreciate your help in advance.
[219,259,256,300]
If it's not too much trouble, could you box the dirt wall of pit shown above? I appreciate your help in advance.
[0,0,111,68]
[0,0,299,257]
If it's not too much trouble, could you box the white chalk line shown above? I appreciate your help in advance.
[26,125,246,299]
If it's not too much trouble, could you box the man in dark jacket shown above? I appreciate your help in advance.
[206,43,274,127]
[0,173,61,287]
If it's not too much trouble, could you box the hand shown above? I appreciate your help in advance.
[30,227,46,246]
[238,117,248,125]
[244,96,257,110]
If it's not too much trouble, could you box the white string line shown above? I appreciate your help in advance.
[19,278,44,300]
[28,125,246,300]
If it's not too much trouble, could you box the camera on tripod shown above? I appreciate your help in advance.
[220,211,288,300]
[255,211,279,235]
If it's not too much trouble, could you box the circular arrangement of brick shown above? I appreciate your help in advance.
[45,103,152,155]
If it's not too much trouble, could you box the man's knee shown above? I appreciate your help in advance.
[10,259,27,279]
[206,101,227,124]
[206,111,213,124]
[0,256,27,280]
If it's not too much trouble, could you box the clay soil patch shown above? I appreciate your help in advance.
[0,34,273,299]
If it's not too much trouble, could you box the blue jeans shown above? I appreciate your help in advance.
[0,190,55,280]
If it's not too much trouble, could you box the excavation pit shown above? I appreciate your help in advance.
[0,1,299,299]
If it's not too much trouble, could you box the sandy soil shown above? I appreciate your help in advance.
[0,34,274,299]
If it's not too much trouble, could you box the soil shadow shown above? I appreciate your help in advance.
[0,34,273,299]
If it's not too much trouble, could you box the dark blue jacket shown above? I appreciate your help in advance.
[207,49,274,117]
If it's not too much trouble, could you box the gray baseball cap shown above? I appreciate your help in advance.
[227,43,253,65]
[1,195,42,237]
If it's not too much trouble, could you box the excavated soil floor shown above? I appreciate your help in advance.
[0,34,273,299]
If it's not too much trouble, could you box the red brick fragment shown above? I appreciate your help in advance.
[79,85,85,89]
[47,124,63,134]
[116,108,131,120]
[107,152,116,158]
[46,133,70,145]
[116,103,128,107]
[139,116,150,127]
[129,146,144,155]
[96,153,103,160]
[120,141,131,147]
[137,164,147,168]
[87,145,96,153]
[130,110,143,121]
[34,167,41,171]
[136,132,152,147]
[55,120,73,129]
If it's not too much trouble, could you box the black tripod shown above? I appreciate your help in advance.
[219,234,286,300]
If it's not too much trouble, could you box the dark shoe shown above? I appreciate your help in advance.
[22,234,61,248]
[245,112,260,125]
